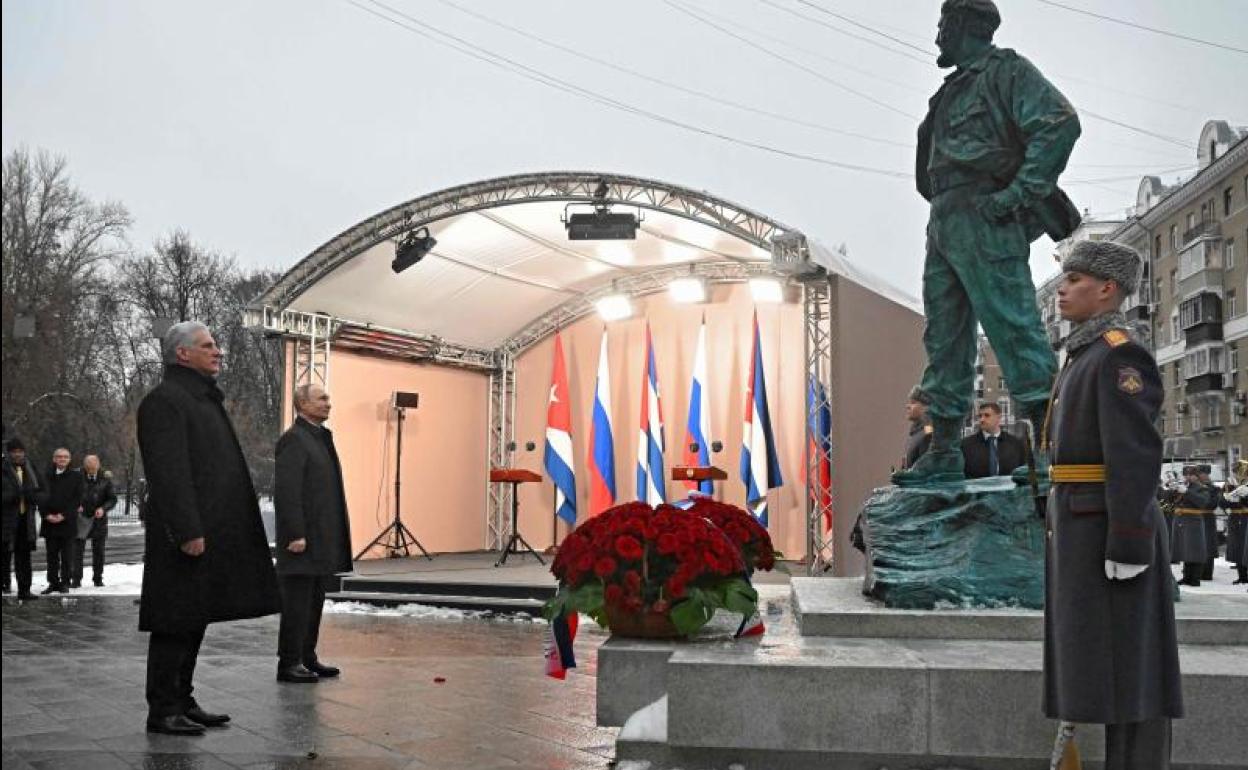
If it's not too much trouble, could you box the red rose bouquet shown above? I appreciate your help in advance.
[673,498,780,573]
[545,501,758,637]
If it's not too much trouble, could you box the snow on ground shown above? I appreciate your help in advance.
[1172,557,1245,595]
[620,695,667,743]
[20,562,146,598]
[322,600,546,623]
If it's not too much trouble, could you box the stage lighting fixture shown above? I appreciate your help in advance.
[595,293,632,322]
[749,277,784,303]
[391,227,437,274]
[668,276,706,304]
[565,210,639,241]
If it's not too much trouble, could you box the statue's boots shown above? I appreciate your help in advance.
[1012,401,1051,486]
[892,418,965,486]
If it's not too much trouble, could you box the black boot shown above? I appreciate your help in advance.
[1234,566,1247,585]
[1011,401,1051,485]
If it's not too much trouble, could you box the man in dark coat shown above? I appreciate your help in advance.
[274,382,353,683]
[960,402,1026,478]
[902,386,933,471]
[1043,241,1181,768]
[1173,466,1211,587]
[2,438,42,600]
[1196,465,1220,581]
[73,455,117,587]
[39,448,84,594]
[137,321,279,736]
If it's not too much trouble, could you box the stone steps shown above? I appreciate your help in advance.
[795,577,1248,645]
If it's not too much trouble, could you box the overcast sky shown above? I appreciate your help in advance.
[3,0,1245,298]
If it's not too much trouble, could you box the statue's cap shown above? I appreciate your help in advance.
[1061,240,1142,297]
[940,0,1001,32]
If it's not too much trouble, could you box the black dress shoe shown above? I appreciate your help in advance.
[41,585,59,595]
[276,664,319,683]
[56,585,69,594]
[93,578,104,587]
[69,581,81,588]
[146,715,206,735]
[185,706,230,726]
[305,661,340,678]
[16,592,37,601]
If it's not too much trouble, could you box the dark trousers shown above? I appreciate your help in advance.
[1104,718,1171,770]
[2,538,34,594]
[1181,562,1203,584]
[277,574,329,668]
[71,534,106,584]
[146,625,207,719]
[44,536,73,588]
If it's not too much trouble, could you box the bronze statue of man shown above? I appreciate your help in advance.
[894,0,1082,485]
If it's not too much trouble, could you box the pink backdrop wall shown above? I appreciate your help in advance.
[299,351,490,555]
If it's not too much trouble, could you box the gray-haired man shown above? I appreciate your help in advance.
[137,321,279,735]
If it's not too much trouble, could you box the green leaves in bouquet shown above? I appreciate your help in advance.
[543,581,607,627]
[669,577,759,636]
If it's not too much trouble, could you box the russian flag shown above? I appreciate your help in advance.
[588,329,616,515]
[544,332,576,526]
[740,311,783,525]
[636,322,667,505]
[807,377,834,532]
[543,612,579,679]
[683,318,712,495]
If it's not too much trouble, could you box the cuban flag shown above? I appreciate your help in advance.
[636,323,667,505]
[808,377,834,532]
[683,318,713,495]
[588,329,616,515]
[544,332,576,526]
[740,311,784,525]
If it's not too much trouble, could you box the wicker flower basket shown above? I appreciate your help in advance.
[605,605,685,639]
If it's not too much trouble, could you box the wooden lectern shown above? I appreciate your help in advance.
[490,468,544,566]
[671,465,728,483]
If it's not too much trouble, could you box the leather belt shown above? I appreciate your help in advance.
[928,171,999,197]
[1050,464,1106,483]
[1174,507,1213,516]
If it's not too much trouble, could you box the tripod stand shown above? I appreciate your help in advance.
[489,468,544,567]
[355,405,432,561]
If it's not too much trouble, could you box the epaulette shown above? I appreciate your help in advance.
[923,425,934,435]
[1102,329,1129,348]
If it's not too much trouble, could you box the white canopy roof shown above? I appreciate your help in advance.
[253,172,918,352]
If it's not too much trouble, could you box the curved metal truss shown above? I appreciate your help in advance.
[251,171,799,311]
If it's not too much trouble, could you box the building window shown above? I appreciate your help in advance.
[1192,410,1201,432]
[997,397,1012,427]
[1182,346,1226,378]
[1231,344,1240,375]
[1172,362,1182,387]
[1233,406,1242,427]
[1187,212,1196,231]
[1228,239,1237,271]
[1154,234,1162,259]
[1231,444,1243,464]
[1227,187,1235,217]
[1170,268,1178,296]
[1208,404,1221,429]
[1228,288,1237,319]
[1171,309,1180,340]
[1171,224,1178,251]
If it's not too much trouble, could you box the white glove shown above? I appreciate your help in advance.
[1105,560,1148,580]
[1227,484,1248,502]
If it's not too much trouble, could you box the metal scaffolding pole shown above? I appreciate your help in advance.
[486,352,516,550]
[803,276,836,575]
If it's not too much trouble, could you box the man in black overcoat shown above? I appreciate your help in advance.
[902,386,933,471]
[1043,241,1182,768]
[2,438,42,599]
[137,321,279,735]
[273,382,353,683]
[959,401,1025,478]
[39,448,84,594]
[1173,466,1211,587]
[73,454,118,587]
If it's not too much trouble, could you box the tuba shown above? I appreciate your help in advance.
[1233,458,1248,485]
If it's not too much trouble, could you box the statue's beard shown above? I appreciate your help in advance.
[936,47,956,68]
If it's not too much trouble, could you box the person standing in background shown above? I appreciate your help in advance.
[74,455,117,587]
[2,438,42,600]
[40,448,83,594]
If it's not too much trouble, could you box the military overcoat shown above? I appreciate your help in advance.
[1171,483,1211,563]
[1042,328,1183,724]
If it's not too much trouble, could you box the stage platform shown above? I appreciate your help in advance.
[329,552,796,615]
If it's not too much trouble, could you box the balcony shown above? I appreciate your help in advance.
[1178,268,1223,299]
[1186,372,1226,395]
[1181,292,1223,347]
[1182,219,1222,247]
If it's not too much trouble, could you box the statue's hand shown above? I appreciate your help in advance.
[975,188,1022,220]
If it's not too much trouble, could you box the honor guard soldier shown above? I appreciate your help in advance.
[1043,240,1182,769]
[1196,464,1219,580]
[1222,461,1248,585]
[1173,466,1211,587]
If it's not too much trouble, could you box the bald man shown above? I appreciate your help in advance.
[73,455,117,587]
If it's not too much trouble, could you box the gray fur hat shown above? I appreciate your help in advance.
[907,386,932,406]
[1060,240,1142,297]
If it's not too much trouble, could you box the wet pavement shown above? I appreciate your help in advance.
[2,596,616,770]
